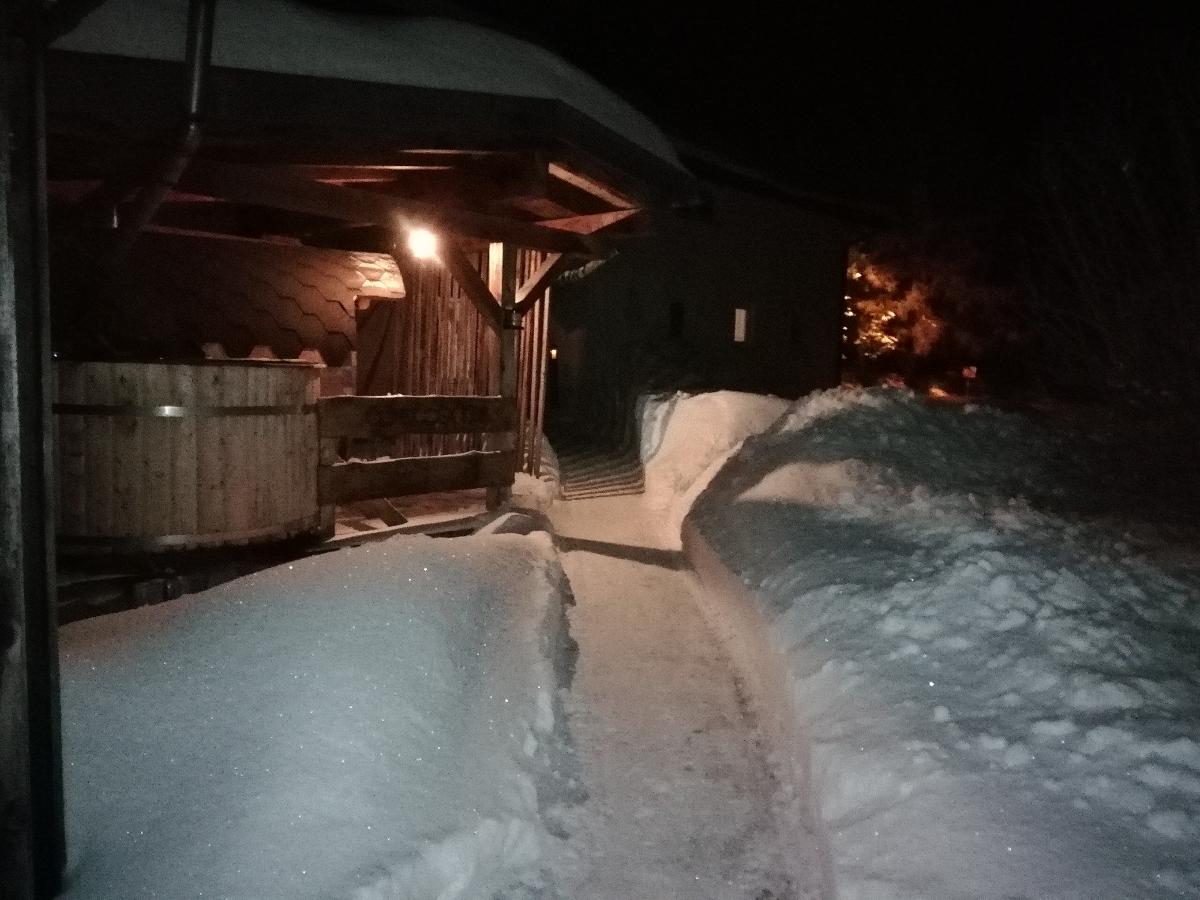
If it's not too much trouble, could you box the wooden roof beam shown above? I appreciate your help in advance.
[548,161,636,210]
[515,252,569,314]
[538,208,642,235]
[182,160,598,254]
[440,241,503,331]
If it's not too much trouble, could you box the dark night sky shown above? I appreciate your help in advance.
[458,4,1176,213]
[315,2,1185,216]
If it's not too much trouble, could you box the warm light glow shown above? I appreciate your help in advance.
[549,348,558,360]
[407,227,438,260]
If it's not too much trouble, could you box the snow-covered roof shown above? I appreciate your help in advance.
[53,0,683,169]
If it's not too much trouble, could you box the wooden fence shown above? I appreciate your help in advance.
[316,394,517,524]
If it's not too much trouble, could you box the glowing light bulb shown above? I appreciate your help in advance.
[407,227,438,260]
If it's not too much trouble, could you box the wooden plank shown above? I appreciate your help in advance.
[490,242,520,508]
[184,160,595,254]
[441,241,502,331]
[319,395,516,439]
[319,450,516,504]
[548,161,636,209]
[533,289,551,477]
[538,208,642,235]
[515,251,568,314]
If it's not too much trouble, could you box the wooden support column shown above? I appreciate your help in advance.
[1,23,66,899]
[486,241,519,509]
[532,288,551,477]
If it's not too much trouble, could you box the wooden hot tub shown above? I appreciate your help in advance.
[54,360,321,553]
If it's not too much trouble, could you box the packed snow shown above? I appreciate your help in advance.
[54,0,682,167]
[59,531,573,899]
[544,495,821,899]
[56,384,1200,898]
[671,387,1200,899]
[638,390,789,541]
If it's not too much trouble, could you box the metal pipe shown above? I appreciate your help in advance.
[108,0,215,265]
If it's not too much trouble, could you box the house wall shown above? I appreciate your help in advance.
[549,182,850,433]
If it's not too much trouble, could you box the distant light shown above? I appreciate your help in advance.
[549,348,558,360]
[407,227,438,260]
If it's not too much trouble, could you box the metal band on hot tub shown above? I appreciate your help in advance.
[52,403,317,418]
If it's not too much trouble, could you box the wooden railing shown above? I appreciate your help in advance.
[316,395,517,528]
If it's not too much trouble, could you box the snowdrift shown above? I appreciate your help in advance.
[638,390,790,542]
[59,531,573,899]
[678,387,1200,899]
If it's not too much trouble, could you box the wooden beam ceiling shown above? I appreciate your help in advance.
[538,208,643,235]
[440,242,503,331]
[181,160,598,254]
[515,253,569,314]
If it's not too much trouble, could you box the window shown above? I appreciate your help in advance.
[733,307,749,343]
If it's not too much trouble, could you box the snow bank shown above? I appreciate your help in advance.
[638,390,789,542]
[59,531,572,899]
[686,387,1200,899]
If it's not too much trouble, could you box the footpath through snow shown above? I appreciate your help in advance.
[543,495,826,899]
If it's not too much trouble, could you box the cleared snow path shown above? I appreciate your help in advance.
[544,496,820,899]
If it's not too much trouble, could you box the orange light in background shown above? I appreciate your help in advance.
[407,227,438,260]
[549,348,558,360]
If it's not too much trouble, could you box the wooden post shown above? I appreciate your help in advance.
[487,241,519,508]
[532,288,551,477]
[1,22,66,899]
[317,434,339,538]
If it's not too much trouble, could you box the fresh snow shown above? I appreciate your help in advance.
[59,532,572,899]
[678,387,1200,899]
[638,390,790,543]
[57,384,1200,899]
[53,0,682,167]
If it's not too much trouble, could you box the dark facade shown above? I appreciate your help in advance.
[549,181,853,432]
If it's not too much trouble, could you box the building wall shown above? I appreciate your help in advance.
[549,182,850,432]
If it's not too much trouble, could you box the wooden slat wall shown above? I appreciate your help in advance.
[516,249,551,476]
[358,250,501,459]
[353,248,550,476]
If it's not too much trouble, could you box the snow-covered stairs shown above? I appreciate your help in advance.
[555,445,645,500]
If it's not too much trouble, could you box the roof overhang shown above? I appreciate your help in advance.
[44,8,704,257]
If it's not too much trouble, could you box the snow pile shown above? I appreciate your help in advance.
[512,471,558,513]
[686,387,1200,899]
[55,0,681,167]
[59,532,572,899]
[638,390,788,541]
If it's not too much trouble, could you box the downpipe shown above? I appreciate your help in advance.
[107,0,215,266]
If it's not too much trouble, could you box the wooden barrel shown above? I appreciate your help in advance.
[54,360,321,553]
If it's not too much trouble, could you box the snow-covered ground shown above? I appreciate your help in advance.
[58,386,1200,899]
[668,386,1200,899]
[639,390,790,542]
[59,530,573,899]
